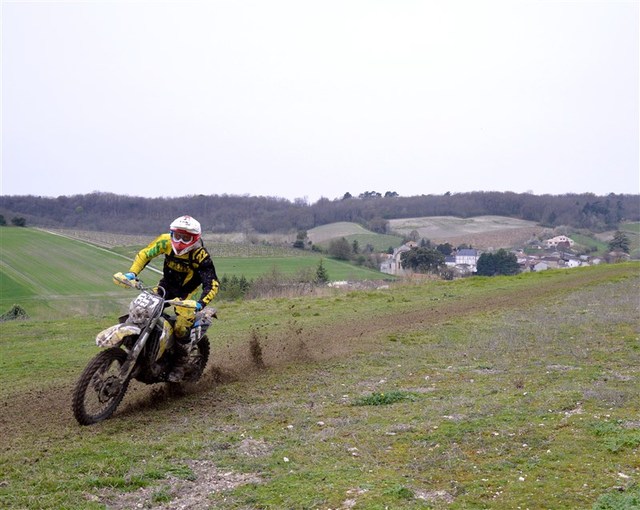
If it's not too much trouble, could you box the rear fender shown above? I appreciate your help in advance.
[96,323,141,348]
[195,307,218,327]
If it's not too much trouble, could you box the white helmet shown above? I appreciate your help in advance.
[169,215,202,255]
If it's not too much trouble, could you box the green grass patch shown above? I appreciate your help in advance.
[0,318,114,398]
[593,484,640,510]
[354,390,418,406]
[592,421,640,453]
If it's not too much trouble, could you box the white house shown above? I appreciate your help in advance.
[533,262,549,272]
[455,249,480,266]
[444,249,480,273]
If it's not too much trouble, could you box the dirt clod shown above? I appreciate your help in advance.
[100,459,261,510]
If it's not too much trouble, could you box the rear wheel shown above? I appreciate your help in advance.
[185,335,210,382]
[72,348,130,425]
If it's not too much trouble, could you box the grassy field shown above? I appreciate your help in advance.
[215,255,383,282]
[0,262,638,509]
[0,228,138,319]
[110,247,385,283]
[0,228,387,320]
[570,233,610,255]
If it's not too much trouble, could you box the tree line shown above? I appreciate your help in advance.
[0,214,27,227]
[0,191,637,235]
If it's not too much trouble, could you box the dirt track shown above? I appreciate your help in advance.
[1,266,636,445]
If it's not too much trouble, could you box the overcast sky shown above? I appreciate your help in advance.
[2,0,638,203]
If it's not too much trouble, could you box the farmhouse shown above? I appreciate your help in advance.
[381,243,482,276]
[380,242,417,275]
[544,235,575,249]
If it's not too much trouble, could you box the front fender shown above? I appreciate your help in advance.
[96,323,141,347]
[155,317,173,360]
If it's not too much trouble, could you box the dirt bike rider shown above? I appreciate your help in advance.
[122,215,219,381]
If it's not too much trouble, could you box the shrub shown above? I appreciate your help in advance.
[0,305,29,322]
[476,249,520,276]
[315,259,329,284]
[328,237,352,260]
[218,274,251,301]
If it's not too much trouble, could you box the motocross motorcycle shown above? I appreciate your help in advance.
[72,272,216,426]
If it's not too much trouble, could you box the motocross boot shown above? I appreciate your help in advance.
[167,340,190,383]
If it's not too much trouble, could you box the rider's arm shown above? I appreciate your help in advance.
[129,233,172,275]
[193,248,220,307]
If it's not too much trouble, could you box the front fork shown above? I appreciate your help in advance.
[118,317,159,381]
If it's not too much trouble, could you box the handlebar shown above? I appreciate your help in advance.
[113,272,145,290]
[166,298,198,309]
[112,272,198,309]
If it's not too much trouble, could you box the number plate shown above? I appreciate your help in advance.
[132,293,162,310]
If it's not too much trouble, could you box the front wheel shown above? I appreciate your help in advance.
[72,347,130,425]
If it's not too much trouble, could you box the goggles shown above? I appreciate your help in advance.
[171,231,194,243]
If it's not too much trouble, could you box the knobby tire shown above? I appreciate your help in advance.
[72,347,130,425]
[195,335,210,376]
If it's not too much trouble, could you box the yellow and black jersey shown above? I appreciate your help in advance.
[129,233,219,306]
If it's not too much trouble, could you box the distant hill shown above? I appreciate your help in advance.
[306,217,547,252]
[388,215,541,250]
[308,222,403,252]
[1,191,638,235]
[308,222,373,243]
